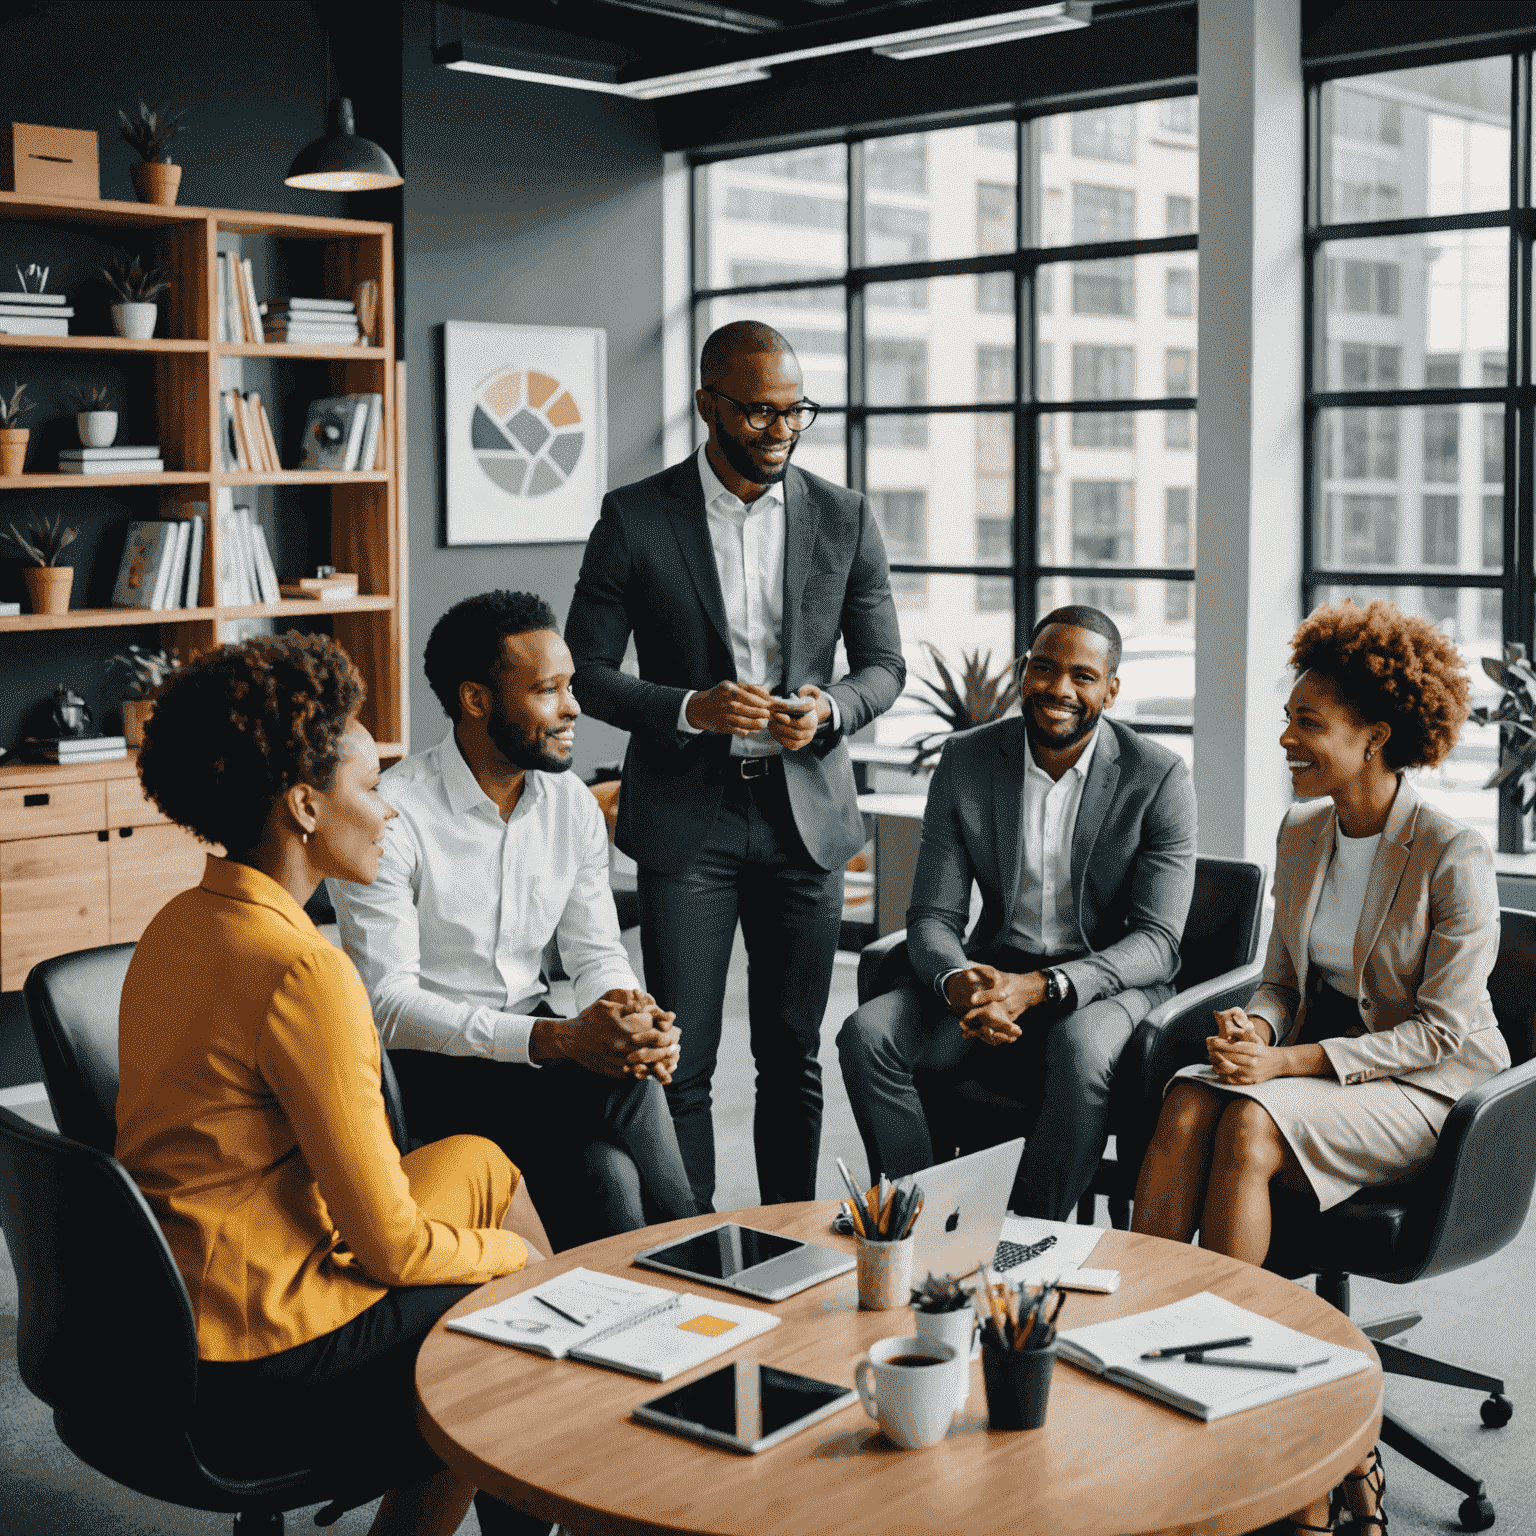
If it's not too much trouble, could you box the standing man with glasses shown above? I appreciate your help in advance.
[567,320,905,1211]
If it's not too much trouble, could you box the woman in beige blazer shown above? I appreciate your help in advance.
[1133,599,1508,1535]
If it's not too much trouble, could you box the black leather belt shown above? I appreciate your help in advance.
[716,753,782,783]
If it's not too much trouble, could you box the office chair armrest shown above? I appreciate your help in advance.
[857,929,911,1006]
[1404,1055,1536,1282]
[1133,959,1266,1096]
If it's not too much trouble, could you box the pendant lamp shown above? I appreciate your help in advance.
[285,97,401,191]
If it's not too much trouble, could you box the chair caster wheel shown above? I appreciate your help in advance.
[1480,1393,1513,1428]
[1458,1494,1495,1530]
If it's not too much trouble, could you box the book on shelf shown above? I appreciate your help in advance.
[214,490,250,604]
[159,520,190,611]
[215,255,228,343]
[58,455,165,474]
[264,327,362,346]
[23,735,129,764]
[280,574,359,601]
[0,315,68,336]
[249,392,280,470]
[446,1266,780,1382]
[181,508,207,608]
[263,296,358,314]
[240,258,263,347]
[248,517,281,604]
[219,253,251,343]
[0,601,19,617]
[111,521,182,610]
[1054,1291,1373,1422]
[0,303,73,318]
[0,291,68,305]
[59,446,162,461]
[300,394,374,471]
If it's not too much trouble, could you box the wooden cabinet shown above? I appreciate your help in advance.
[0,754,203,989]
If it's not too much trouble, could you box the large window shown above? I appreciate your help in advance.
[694,100,1198,748]
[1307,54,1532,851]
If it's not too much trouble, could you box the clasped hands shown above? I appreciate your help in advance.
[945,964,1050,1048]
[536,987,681,1083]
[1205,1007,1282,1085]
[686,680,829,750]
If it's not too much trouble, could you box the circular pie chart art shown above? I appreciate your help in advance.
[470,367,584,497]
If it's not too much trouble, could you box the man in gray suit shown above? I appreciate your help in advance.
[837,606,1196,1220]
[567,321,905,1210]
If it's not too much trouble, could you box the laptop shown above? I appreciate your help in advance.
[906,1138,1026,1281]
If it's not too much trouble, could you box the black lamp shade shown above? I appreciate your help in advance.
[285,98,401,191]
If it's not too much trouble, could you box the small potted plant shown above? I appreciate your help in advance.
[1472,642,1536,848]
[69,383,118,448]
[102,255,170,340]
[0,381,32,475]
[2,513,78,614]
[106,643,179,745]
[119,100,188,206]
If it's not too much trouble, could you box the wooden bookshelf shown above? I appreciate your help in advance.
[0,194,407,985]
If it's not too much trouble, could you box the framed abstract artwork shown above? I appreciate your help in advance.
[444,320,607,546]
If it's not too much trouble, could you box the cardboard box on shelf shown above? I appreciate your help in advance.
[0,122,100,200]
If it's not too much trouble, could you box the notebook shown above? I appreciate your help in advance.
[1055,1290,1372,1421]
[445,1266,780,1382]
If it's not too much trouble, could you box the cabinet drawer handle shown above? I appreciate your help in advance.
[97,830,110,842]
[24,793,49,807]
[119,826,134,838]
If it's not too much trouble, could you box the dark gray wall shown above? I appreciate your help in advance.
[400,0,664,772]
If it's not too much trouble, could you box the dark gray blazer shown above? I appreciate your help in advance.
[906,716,1198,1014]
[566,455,905,875]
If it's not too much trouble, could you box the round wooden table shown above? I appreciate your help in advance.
[416,1204,1382,1536]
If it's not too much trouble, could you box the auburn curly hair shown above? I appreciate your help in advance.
[1289,599,1469,770]
[138,633,365,854]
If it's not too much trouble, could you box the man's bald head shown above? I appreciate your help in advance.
[699,320,797,387]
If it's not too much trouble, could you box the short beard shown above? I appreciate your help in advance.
[1023,696,1100,753]
[717,424,795,486]
[486,700,572,775]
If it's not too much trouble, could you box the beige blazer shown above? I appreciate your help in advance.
[1246,776,1510,1108]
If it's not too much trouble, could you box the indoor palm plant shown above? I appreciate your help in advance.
[102,255,171,340]
[1472,642,1536,846]
[2,512,78,614]
[119,99,188,205]
[105,644,180,745]
[0,381,33,476]
[906,642,1023,772]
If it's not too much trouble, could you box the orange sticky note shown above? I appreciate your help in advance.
[678,1314,737,1337]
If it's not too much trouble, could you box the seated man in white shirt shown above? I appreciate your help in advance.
[329,589,696,1251]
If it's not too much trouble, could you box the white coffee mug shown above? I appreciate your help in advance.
[914,1305,975,1413]
[854,1335,959,1449]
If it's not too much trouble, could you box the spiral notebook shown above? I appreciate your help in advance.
[446,1266,780,1382]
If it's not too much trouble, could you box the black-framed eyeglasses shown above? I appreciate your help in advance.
[704,385,820,433]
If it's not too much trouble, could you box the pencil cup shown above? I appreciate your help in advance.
[856,1233,914,1310]
[982,1342,1056,1431]
[914,1306,975,1412]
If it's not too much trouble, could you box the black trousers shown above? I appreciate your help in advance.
[388,1040,697,1254]
[196,1285,544,1536]
[637,764,844,1211]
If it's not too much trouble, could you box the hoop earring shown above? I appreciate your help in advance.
[302,831,310,844]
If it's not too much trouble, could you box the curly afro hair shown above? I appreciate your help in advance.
[424,589,558,722]
[1289,599,1470,770]
[137,632,365,854]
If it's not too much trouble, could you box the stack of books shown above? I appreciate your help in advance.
[279,572,359,602]
[216,252,264,344]
[111,513,205,611]
[0,291,71,336]
[58,445,165,475]
[213,487,281,607]
[221,390,280,472]
[24,733,128,765]
[262,297,360,346]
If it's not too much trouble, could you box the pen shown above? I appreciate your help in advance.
[1184,1354,1332,1374]
[835,1157,869,1217]
[840,1198,867,1238]
[1141,1335,1253,1360]
[533,1293,587,1328]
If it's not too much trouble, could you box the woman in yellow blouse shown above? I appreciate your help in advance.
[118,634,547,1536]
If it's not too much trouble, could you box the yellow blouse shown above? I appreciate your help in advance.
[116,856,527,1361]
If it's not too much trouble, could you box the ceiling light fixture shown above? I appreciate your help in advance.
[286,34,401,191]
[873,4,1090,60]
[626,67,773,100]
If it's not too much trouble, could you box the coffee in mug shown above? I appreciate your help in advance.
[854,1335,959,1449]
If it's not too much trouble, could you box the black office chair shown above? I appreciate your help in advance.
[0,1104,389,1532]
[1252,907,1536,1534]
[23,941,411,1156]
[855,854,1267,1225]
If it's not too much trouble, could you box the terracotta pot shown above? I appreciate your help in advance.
[122,697,155,747]
[23,564,73,615]
[130,160,181,206]
[0,426,27,476]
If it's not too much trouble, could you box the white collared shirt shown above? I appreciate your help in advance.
[328,730,638,1063]
[1005,724,1099,956]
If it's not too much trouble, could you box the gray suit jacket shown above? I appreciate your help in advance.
[566,455,905,874]
[1246,776,1510,1106]
[906,716,1198,1014]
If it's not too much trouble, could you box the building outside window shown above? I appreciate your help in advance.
[694,98,1197,755]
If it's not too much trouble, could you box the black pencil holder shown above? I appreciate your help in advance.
[982,1342,1056,1431]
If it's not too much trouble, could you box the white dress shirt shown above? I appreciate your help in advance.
[676,442,838,755]
[328,730,638,1064]
[1308,825,1382,999]
[1005,724,1099,956]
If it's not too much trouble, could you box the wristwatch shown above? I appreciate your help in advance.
[1043,968,1073,1007]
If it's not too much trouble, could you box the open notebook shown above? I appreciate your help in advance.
[1055,1290,1372,1421]
[446,1266,780,1382]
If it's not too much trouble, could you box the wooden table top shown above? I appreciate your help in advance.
[416,1204,1382,1536]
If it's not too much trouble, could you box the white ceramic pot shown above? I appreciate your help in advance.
[78,410,118,447]
[111,303,157,340]
[914,1306,976,1412]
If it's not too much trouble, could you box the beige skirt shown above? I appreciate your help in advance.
[1169,1061,1448,1211]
